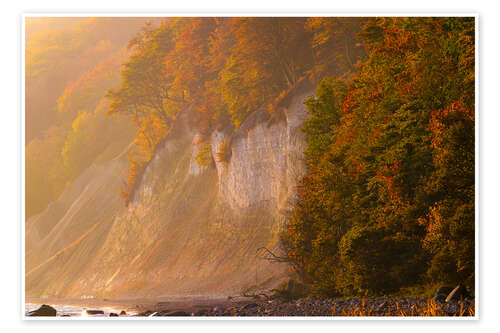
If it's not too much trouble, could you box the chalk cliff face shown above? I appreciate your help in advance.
[26,83,313,298]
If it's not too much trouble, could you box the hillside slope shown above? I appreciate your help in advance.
[26,83,313,298]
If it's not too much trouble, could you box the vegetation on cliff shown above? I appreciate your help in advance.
[283,17,475,297]
[105,17,366,203]
[26,17,475,301]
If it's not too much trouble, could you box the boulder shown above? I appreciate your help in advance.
[109,313,119,317]
[119,310,127,316]
[434,286,454,303]
[445,285,469,303]
[27,304,57,317]
[85,309,104,315]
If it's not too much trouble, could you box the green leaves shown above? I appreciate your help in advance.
[284,17,475,297]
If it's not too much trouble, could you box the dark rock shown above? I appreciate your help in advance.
[295,300,305,307]
[434,286,455,302]
[163,310,190,316]
[109,313,119,317]
[129,296,475,317]
[443,302,460,316]
[85,309,104,315]
[194,309,210,316]
[137,310,153,316]
[27,304,57,317]
[242,303,258,310]
[213,306,224,313]
[446,285,469,303]
[119,310,127,316]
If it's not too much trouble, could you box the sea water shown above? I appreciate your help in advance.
[25,303,136,317]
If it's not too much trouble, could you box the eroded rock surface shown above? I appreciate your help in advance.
[26,83,314,299]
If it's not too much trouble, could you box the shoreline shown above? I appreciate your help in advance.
[25,296,475,317]
[25,295,254,317]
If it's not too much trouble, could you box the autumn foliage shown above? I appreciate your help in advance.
[283,17,475,297]
[27,17,475,299]
[106,17,365,203]
[105,18,475,297]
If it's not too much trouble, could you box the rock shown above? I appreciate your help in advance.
[213,306,224,314]
[109,313,118,317]
[85,309,104,315]
[27,304,57,317]
[119,310,127,316]
[194,309,210,316]
[434,286,454,302]
[446,285,469,303]
[137,310,153,316]
[163,310,190,316]
[242,303,258,310]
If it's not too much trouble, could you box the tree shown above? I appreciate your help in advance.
[284,17,475,296]
[218,17,313,128]
[105,22,178,203]
[106,22,179,128]
[306,17,367,79]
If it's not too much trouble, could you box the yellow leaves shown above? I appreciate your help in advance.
[216,141,230,164]
[71,111,91,133]
[194,143,213,167]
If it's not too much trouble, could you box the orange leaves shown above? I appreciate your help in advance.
[166,17,216,101]
[375,160,404,205]
[284,17,475,297]
[393,68,419,103]
[118,114,169,204]
[341,90,355,114]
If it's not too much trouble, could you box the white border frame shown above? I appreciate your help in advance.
[21,12,479,321]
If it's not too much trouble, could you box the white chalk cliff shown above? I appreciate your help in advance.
[26,81,313,298]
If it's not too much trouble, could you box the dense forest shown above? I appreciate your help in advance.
[26,17,475,298]
[283,17,475,297]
